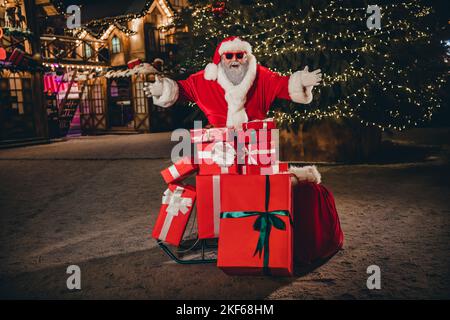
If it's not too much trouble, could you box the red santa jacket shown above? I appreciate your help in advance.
[153,56,313,128]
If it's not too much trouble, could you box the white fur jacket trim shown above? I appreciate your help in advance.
[289,165,321,184]
[152,78,179,108]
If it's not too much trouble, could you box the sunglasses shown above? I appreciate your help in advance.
[222,52,246,60]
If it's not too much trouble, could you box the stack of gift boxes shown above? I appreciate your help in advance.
[153,118,294,276]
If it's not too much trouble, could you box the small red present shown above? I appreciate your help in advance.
[236,128,279,165]
[190,127,235,143]
[196,141,239,175]
[236,128,275,144]
[196,175,222,239]
[242,118,276,130]
[127,58,142,69]
[152,184,196,246]
[0,47,6,61]
[241,162,289,175]
[244,140,278,165]
[7,48,25,66]
[218,174,293,276]
[161,157,198,184]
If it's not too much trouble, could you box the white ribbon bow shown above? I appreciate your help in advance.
[162,186,193,217]
[210,142,236,167]
[243,146,276,165]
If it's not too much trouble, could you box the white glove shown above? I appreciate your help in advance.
[301,66,322,87]
[143,75,164,98]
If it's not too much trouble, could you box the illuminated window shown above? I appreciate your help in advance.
[81,83,105,115]
[111,36,121,54]
[133,78,147,114]
[8,74,25,114]
[110,80,118,97]
[93,84,104,114]
[84,44,93,59]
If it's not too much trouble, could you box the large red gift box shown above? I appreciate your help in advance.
[196,141,239,175]
[196,175,222,239]
[218,174,293,276]
[152,184,196,246]
[161,156,198,184]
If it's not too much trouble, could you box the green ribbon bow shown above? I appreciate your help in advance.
[221,175,292,275]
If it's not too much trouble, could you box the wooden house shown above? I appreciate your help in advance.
[0,0,47,145]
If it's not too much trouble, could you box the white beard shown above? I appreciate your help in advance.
[221,61,249,85]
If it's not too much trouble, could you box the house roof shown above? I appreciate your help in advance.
[61,0,150,23]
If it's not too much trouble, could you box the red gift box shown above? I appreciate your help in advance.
[236,128,274,144]
[161,157,198,184]
[127,58,142,69]
[242,118,276,130]
[7,48,25,66]
[0,47,6,61]
[241,162,289,175]
[236,129,279,165]
[218,174,293,276]
[190,127,235,143]
[196,141,239,175]
[196,175,222,239]
[244,140,278,165]
[152,184,196,246]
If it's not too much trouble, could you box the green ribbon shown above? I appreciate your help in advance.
[221,175,292,275]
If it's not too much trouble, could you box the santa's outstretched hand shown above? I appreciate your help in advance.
[300,66,322,88]
[143,75,164,98]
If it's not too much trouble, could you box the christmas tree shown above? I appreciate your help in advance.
[171,0,448,131]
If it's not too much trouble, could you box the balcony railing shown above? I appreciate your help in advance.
[40,34,110,66]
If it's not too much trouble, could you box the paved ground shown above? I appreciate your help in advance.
[0,131,449,299]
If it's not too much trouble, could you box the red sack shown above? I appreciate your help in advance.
[292,181,344,266]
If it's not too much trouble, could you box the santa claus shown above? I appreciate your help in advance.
[145,37,343,266]
[143,36,322,128]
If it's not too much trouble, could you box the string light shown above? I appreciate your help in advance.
[181,0,446,131]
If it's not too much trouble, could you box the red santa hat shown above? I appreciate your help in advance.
[204,36,253,81]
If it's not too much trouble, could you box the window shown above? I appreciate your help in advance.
[110,80,118,97]
[159,31,166,53]
[92,84,104,114]
[8,74,25,114]
[80,83,105,115]
[80,87,90,114]
[111,36,121,54]
[84,44,93,59]
[133,78,147,114]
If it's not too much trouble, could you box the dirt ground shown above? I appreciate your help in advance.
[0,131,449,299]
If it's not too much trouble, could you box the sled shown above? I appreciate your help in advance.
[155,207,218,264]
[157,238,217,264]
